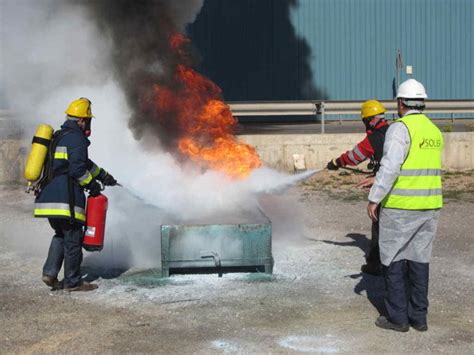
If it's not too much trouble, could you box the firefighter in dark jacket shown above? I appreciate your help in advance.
[35,98,117,291]
[326,100,389,276]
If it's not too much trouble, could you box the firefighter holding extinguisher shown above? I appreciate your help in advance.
[326,100,389,276]
[33,98,117,291]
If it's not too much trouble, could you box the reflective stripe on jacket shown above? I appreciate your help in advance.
[337,121,389,172]
[34,202,86,221]
[34,119,104,223]
[382,114,443,210]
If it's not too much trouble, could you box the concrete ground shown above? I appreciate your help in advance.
[0,171,473,354]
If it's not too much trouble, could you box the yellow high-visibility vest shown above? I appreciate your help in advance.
[383,113,443,210]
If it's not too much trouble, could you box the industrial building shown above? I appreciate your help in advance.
[189,0,474,101]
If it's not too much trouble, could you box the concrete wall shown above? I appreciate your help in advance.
[239,132,474,172]
[1,132,473,184]
[0,116,25,184]
[0,139,26,184]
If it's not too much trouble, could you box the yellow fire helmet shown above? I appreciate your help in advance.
[361,99,386,120]
[65,97,94,118]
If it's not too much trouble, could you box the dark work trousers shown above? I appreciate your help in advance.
[383,260,430,325]
[43,218,84,288]
[366,206,381,266]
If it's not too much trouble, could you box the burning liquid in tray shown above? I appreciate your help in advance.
[151,34,261,178]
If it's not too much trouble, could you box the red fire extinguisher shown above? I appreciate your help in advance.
[83,194,108,251]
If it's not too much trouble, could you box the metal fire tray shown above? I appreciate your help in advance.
[160,208,273,277]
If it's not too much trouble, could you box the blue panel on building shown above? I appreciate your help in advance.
[188,0,474,101]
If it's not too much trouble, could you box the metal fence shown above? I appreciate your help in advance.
[228,100,474,133]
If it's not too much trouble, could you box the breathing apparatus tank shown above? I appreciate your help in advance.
[24,124,54,191]
[83,194,108,252]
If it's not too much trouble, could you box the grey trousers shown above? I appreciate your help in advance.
[43,218,84,288]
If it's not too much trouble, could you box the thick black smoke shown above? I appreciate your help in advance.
[188,0,326,101]
[77,0,204,147]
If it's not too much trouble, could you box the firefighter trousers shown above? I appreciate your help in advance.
[365,204,381,267]
[366,216,381,266]
[43,218,84,288]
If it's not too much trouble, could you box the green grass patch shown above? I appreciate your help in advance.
[339,179,354,186]
[442,124,453,132]
[342,192,366,202]
[443,170,474,177]
[464,122,474,132]
[443,188,474,203]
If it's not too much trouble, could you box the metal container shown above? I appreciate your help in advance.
[161,209,273,277]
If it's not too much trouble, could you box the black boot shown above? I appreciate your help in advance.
[410,321,428,332]
[375,316,409,332]
[42,274,64,290]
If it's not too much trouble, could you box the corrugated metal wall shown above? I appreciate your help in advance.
[293,0,474,100]
[189,0,474,101]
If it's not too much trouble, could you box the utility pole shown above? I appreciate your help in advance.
[395,48,403,90]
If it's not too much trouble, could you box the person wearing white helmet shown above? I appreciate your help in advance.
[366,79,443,332]
[396,78,428,112]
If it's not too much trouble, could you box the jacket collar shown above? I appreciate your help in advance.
[374,120,389,129]
[403,109,422,117]
[61,118,85,135]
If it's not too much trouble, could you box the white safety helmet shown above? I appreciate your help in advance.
[396,79,428,99]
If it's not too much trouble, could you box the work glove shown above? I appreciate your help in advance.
[101,172,117,186]
[326,159,340,171]
[86,179,102,197]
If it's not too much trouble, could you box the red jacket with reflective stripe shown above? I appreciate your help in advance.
[336,121,389,171]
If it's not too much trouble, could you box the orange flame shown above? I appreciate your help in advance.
[152,34,261,178]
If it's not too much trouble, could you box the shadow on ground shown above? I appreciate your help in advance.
[81,255,130,282]
[309,233,386,315]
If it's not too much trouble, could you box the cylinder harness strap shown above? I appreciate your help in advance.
[32,136,52,147]
[36,128,77,223]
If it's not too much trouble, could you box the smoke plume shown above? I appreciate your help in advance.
[2,1,314,271]
[77,1,262,178]
[79,0,204,146]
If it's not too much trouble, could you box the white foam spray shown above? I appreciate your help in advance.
[1,1,322,270]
